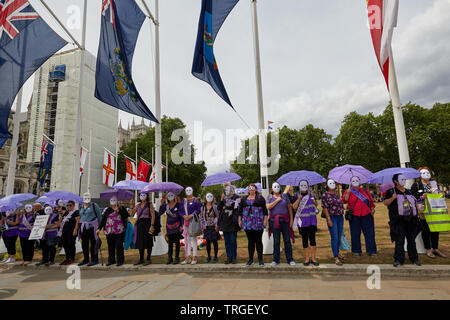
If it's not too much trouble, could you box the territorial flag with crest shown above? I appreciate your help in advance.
[192,0,240,108]
[95,0,158,123]
[0,0,67,142]
[38,137,54,187]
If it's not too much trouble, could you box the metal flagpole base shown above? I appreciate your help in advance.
[404,232,426,254]
[262,229,273,255]
[151,234,168,256]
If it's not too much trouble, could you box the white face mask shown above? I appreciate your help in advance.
[167,193,175,201]
[327,179,336,190]
[272,183,281,193]
[44,207,53,215]
[225,186,231,196]
[110,196,118,206]
[206,193,214,203]
[57,200,64,207]
[185,187,193,196]
[351,177,360,188]
[6,210,14,217]
[299,181,308,192]
[420,169,431,180]
[83,195,91,204]
[139,193,147,201]
[25,204,33,213]
[397,175,407,187]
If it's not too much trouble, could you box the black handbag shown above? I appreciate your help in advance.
[345,197,358,222]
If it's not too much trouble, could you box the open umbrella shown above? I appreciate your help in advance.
[43,191,82,203]
[100,189,134,201]
[277,170,326,186]
[113,180,149,191]
[201,172,241,187]
[0,202,22,212]
[141,182,184,194]
[368,167,421,185]
[36,196,57,207]
[328,164,373,185]
[0,193,36,204]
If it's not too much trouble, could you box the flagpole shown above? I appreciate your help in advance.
[115,136,119,185]
[5,89,24,196]
[71,0,87,194]
[166,150,168,182]
[388,46,410,168]
[135,141,138,203]
[87,128,92,194]
[154,0,162,203]
[250,0,269,199]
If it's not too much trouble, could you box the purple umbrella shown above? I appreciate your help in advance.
[0,201,23,212]
[113,180,149,191]
[277,171,326,186]
[141,182,184,194]
[201,172,241,187]
[43,191,83,203]
[379,182,395,193]
[328,165,373,185]
[36,196,57,207]
[0,193,37,204]
[368,167,421,184]
[100,189,134,201]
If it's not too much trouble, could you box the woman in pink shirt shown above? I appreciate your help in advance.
[342,176,377,256]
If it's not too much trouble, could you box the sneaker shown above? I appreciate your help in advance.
[205,257,211,263]
[181,259,189,265]
[87,261,98,267]
[258,260,264,266]
[45,261,54,266]
[393,260,402,267]
[173,258,180,265]
[35,261,46,266]
[0,258,8,264]
[246,260,254,266]
[289,261,296,266]
[271,261,279,267]
[78,260,89,266]
[191,259,197,265]
[212,257,218,264]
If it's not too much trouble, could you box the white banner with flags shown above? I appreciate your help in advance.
[103,149,116,187]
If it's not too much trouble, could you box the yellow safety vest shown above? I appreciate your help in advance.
[424,193,450,232]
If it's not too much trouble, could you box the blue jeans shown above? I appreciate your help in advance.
[327,215,344,258]
[349,214,377,254]
[223,231,237,258]
[270,219,293,263]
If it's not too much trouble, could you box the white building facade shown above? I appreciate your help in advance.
[26,49,118,198]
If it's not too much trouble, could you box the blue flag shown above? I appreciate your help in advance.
[0,0,67,143]
[0,138,7,149]
[192,0,240,108]
[95,0,157,123]
[38,138,53,187]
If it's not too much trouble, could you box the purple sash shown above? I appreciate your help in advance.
[21,214,34,230]
[397,194,417,216]
[79,220,99,241]
[57,210,76,237]
[351,188,371,209]
[293,193,310,230]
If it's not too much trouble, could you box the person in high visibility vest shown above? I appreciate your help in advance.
[411,167,448,259]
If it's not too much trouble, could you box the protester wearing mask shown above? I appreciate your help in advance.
[58,200,80,265]
[267,182,295,267]
[293,180,319,266]
[411,167,447,258]
[130,193,156,265]
[218,184,241,264]
[78,193,102,267]
[18,204,36,265]
[384,174,421,267]
[239,183,268,266]
[181,187,202,265]
[200,193,221,263]
[1,209,20,264]
[159,192,185,265]
[97,196,128,266]
[343,176,377,256]
[322,179,345,265]
[36,205,60,266]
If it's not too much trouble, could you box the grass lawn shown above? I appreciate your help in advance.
[4,201,450,266]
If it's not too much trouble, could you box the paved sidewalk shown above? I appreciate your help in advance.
[1,263,450,300]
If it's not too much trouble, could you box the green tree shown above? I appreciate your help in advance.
[117,116,207,193]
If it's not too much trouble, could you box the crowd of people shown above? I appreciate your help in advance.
[0,166,447,268]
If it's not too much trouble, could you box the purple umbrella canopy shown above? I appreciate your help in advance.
[201,172,241,187]
[100,189,134,201]
[328,165,373,185]
[43,191,83,203]
[113,180,149,191]
[0,201,23,212]
[36,196,57,207]
[368,167,421,185]
[0,193,37,205]
[141,182,184,194]
[277,171,326,186]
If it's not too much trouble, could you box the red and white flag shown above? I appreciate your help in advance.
[148,165,165,183]
[80,148,87,177]
[102,150,116,187]
[137,160,151,181]
[367,0,399,90]
[125,157,136,180]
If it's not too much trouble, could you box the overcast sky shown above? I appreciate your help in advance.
[20,0,450,174]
